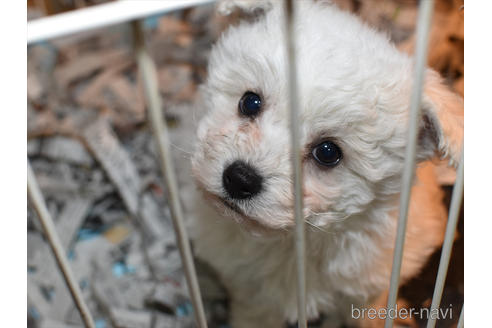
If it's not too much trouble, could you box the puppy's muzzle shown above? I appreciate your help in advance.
[222,160,263,200]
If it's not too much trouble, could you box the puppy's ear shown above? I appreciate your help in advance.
[418,70,463,166]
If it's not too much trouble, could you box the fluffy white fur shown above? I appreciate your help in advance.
[189,1,463,327]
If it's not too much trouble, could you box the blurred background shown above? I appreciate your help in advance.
[27,1,463,327]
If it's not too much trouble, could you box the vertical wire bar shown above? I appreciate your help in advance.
[27,162,95,328]
[283,1,307,327]
[457,305,464,328]
[426,152,463,328]
[131,20,208,328]
[385,1,435,327]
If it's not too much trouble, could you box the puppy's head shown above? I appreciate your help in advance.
[191,1,463,234]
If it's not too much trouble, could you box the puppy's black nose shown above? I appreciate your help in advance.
[222,160,263,200]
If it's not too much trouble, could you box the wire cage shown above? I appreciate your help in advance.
[26,1,464,327]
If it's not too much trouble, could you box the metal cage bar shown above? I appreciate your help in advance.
[27,0,214,44]
[384,1,435,327]
[457,305,464,328]
[131,20,208,328]
[283,1,307,327]
[27,162,96,328]
[426,152,464,328]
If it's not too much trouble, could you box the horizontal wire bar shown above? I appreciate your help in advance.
[283,1,307,327]
[27,161,95,328]
[385,1,435,327]
[426,152,463,328]
[131,20,208,328]
[28,0,215,44]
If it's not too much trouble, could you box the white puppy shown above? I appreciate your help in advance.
[190,1,463,327]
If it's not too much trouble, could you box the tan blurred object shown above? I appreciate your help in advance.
[433,159,457,185]
[398,0,464,96]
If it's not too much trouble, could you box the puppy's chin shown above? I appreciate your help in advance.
[197,187,285,237]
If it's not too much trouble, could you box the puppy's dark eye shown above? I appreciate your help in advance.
[239,92,262,117]
[312,141,342,167]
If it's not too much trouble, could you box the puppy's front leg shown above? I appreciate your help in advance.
[230,297,285,328]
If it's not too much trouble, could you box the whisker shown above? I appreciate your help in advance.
[305,219,334,235]
[169,143,193,157]
[308,211,351,223]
